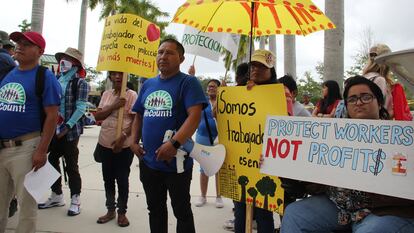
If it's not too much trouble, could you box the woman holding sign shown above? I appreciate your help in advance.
[281,76,414,233]
[234,49,293,233]
[94,71,137,227]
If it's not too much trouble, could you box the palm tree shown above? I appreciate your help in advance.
[31,0,45,33]
[77,0,88,56]
[323,0,344,87]
[89,0,170,38]
[284,35,296,78]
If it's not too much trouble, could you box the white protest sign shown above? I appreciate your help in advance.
[182,26,239,61]
[260,116,414,200]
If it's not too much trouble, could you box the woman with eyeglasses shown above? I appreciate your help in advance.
[280,76,414,233]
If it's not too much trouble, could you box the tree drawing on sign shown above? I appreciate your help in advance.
[255,176,276,210]
[238,175,249,203]
[247,187,258,207]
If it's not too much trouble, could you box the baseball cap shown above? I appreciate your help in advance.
[9,31,46,50]
[250,49,276,69]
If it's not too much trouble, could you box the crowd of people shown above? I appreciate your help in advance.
[0,28,413,233]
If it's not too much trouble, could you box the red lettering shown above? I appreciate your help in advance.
[240,2,260,28]
[278,139,290,158]
[291,140,303,161]
[293,6,315,24]
[262,3,282,28]
[265,138,277,158]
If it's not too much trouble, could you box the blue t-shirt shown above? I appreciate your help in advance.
[196,103,218,146]
[0,66,62,139]
[133,72,207,172]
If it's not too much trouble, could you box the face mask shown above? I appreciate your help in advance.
[60,59,73,73]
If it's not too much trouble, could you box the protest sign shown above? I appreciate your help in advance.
[182,26,239,61]
[96,13,160,78]
[261,116,414,200]
[216,85,287,213]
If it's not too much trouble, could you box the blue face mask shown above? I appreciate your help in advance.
[60,59,73,73]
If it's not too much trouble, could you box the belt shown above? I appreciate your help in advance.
[0,131,41,149]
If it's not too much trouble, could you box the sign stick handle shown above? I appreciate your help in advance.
[116,72,128,138]
[245,203,253,233]
[192,55,197,66]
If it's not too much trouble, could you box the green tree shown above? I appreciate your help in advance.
[297,71,323,105]
[238,175,249,203]
[89,0,171,39]
[247,187,258,208]
[85,66,102,82]
[255,176,276,211]
[18,20,32,32]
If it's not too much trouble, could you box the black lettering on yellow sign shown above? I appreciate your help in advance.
[218,90,256,116]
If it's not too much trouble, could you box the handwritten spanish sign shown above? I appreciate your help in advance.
[216,85,287,213]
[261,116,414,200]
[96,13,160,78]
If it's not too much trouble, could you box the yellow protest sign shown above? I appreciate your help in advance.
[216,84,287,214]
[96,13,160,78]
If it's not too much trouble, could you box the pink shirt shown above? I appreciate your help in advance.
[98,89,137,148]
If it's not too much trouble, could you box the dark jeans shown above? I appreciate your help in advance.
[100,144,134,214]
[234,201,274,233]
[48,136,81,196]
[139,162,195,233]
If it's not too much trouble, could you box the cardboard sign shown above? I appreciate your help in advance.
[261,116,414,200]
[96,13,160,78]
[216,85,287,213]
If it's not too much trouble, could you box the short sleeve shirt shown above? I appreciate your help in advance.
[132,72,207,172]
[98,89,137,148]
[0,66,61,139]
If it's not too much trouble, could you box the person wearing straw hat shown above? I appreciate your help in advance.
[38,47,88,217]
[0,31,61,233]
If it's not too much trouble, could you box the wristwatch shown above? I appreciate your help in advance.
[169,138,181,149]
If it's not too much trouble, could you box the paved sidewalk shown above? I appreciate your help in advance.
[5,126,279,233]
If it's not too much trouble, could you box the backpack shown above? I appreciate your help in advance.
[0,65,48,128]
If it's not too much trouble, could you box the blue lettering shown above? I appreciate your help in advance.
[328,146,341,166]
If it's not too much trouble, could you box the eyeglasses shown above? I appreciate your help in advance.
[369,52,378,58]
[346,93,375,105]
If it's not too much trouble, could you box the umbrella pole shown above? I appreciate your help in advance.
[248,2,255,80]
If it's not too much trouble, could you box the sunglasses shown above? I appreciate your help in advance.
[369,52,378,58]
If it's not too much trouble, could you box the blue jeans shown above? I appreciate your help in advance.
[281,195,414,233]
[234,201,274,233]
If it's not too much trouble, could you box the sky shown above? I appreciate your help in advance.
[1,0,414,81]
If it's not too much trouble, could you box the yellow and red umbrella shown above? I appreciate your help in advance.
[172,0,335,37]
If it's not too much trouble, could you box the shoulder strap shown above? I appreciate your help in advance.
[35,66,47,98]
[35,66,47,130]
[71,77,80,100]
[203,109,214,145]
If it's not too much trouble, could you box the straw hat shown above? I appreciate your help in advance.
[55,47,84,67]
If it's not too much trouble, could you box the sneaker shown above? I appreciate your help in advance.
[67,194,81,216]
[223,219,235,232]
[215,197,224,208]
[38,192,65,209]
[195,196,207,207]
